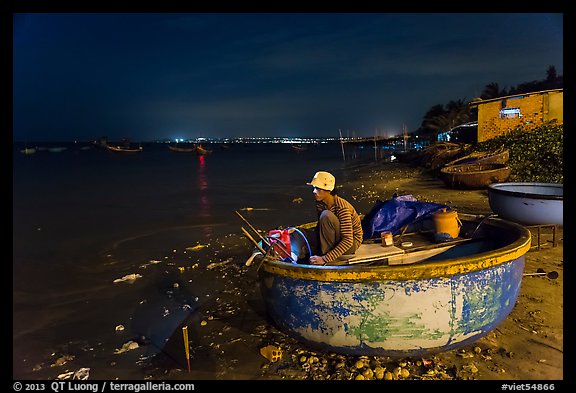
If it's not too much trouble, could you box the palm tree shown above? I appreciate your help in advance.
[480,82,507,99]
[421,99,471,136]
[546,65,558,82]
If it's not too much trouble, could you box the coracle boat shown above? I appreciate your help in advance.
[420,142,465,170]
[440,163,510,189]
[256,214,531,357]
[444,146,509,167]
[488,182,563,226]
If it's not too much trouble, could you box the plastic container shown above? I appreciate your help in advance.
[268,229,292,260]
[433,208,462,239]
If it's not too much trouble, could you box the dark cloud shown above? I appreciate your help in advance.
[12,13,563,142]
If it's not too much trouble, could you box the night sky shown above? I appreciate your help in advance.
[12,13,563,143]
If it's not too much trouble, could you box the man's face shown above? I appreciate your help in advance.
[313,186,330,201]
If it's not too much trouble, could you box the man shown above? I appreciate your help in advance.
[306,171,363,265]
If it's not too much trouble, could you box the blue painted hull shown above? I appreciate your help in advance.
[260,258,524,357]
[258,216,531,357]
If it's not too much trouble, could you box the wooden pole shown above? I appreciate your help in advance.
[403,124,408,152]
[182,326,191,373]
[374,130,377,161]
[241,226,267,255]
[236,211,294,263]
[339,129,346,161]
[235,210,270,247]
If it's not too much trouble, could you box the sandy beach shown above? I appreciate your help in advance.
[143,162,563,383]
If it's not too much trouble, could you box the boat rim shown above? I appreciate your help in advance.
[440,163,510,175]
[259,215,531,282]
[444,147,508,166]
[488,182,563,201]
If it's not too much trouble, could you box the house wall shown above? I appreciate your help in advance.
[476,90,563,142]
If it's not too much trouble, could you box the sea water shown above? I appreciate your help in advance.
[12,142,392,379]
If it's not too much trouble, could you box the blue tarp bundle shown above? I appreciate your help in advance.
[361,194,449,239]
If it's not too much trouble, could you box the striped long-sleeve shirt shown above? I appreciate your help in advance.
[316,195,363,263]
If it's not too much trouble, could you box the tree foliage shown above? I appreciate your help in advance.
[415,66,562,140]
[470,123,563,183]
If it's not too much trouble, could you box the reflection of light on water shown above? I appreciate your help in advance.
[197,155,211,236]
[198,156,208,191]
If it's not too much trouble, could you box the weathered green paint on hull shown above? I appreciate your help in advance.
[259,216,531,356]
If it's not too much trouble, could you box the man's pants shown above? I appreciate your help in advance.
[303,210,359,258]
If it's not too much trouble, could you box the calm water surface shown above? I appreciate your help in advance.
[13,142,393,379]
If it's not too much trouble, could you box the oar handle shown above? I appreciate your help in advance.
[235,210,270,247]
[236,210,295,263]
[241,227,267,255]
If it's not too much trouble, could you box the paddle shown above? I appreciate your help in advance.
[241,226,266,255]
[235,210,271,247]
[523,268,559,279]
[235,210,295,263]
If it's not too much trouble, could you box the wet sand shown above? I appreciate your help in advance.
[110,162,565,382]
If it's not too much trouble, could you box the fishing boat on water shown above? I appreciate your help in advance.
[243,206,531,358]
[291,144,307,152]
[20,147,36,155]
[168,144,196,153]
[47,146,68,153]
[195,144,212,156]
[106,144,143,152]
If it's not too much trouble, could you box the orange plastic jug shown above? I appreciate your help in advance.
[433,208,462,239]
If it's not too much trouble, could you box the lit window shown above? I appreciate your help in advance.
[499,107,522,119]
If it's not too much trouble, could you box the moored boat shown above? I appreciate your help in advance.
[20,147,37,155]
[195,144,212,155]
[488,182,563,226]
[440,163,510,189]
[106,144,143,152]
[168,144,196,153]
[256,214,531,357]
[47,146,68,153]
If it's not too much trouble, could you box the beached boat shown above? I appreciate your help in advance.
[440,163,510,189]
[106,144,143,153]
[256,214,531,357]
[488,182,563,226]
[420,142,466,170]
[444,146,509,167]
[168,144,196,153]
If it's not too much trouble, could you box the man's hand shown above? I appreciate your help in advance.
[309,255,325,265]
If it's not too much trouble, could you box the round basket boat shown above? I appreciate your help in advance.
[488,182,563,226]
[440,163,511,189]
[258,215,531,357]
